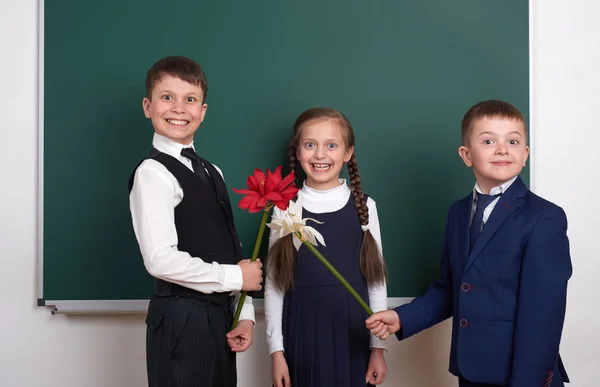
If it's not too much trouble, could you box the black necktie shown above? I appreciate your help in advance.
[470,192,501,251]
[180,147,212,186]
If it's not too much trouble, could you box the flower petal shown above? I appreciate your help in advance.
[274,200,289,211]
[252,168,266,183]
[237,195,254,208]
[304,226,326,247]
[246,195,262,212]
[280,185,299,197]
[279,171,296,190]
[263,192,283,204]
[247,175,259,191]
[304,217,324,225]
[287,200,303,219]
[256,197,269,208]
[266,166,282,192]
[292,237,302,251]
[232,189,260,196]
[303,231,316,245]
[252,169,267,195]
[266,220,282,232]
[266,217,293,239]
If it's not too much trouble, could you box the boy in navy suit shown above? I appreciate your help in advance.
[366,100,572,386]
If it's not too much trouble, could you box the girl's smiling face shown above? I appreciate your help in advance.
[296,118,354,191]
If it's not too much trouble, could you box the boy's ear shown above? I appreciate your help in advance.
[199,103,208,123]
[458,145,472,167]
[344,146,355,163]
[142,98,151,119]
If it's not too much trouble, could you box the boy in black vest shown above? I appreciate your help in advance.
[129,56,263,387]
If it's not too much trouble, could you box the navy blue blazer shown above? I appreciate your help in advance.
[395,176,572,386]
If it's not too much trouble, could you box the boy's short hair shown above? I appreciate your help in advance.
[145,56,208,103]
[461,99,527,145]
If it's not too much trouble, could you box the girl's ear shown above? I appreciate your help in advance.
[344,146,355,163]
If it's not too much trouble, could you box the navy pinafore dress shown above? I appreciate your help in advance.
[282,197,371,387]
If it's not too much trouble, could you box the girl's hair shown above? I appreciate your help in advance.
[267,107,388,292]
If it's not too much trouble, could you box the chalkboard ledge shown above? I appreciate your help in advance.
[40,298,414,315]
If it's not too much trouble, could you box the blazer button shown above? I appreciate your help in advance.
[460,318,468,328]
[461,283,471,292]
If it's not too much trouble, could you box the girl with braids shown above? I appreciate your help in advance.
[264,107,389,387]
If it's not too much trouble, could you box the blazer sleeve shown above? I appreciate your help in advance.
[394,208,454,340]
[510,206,572,386]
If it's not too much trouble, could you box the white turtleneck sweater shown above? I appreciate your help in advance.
[264,180,388,355]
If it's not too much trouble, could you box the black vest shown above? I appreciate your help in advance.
[129,149,244,306]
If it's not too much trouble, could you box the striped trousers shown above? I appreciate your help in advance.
[145,295,236,387]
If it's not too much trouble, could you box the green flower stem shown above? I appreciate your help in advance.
[301,239,373,316]
[231,207,271,329]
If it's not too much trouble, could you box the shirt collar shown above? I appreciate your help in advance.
[152,132,195,159]
[297,179,350,212]
[473,175,518,199]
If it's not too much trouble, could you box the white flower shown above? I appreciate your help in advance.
[267,199,326,250]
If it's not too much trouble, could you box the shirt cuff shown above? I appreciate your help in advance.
[370,335,388,350]
[266,335,285,355]
[237,295,255,324]
[221,264,243,293]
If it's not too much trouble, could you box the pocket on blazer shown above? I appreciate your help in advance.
[489,320,514,326]
[490,246,522,254]
[490,246,523,280]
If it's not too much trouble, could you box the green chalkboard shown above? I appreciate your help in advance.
[39,0,529,310]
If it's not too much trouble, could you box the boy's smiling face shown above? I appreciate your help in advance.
[458,117,529,193]
[142,74,207,145]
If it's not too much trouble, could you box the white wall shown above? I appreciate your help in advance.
[531,1,600,383]
[1,0,598,386]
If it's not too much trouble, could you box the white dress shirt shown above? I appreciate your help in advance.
[471,176,518,226]
[129,133,254,322]
[264,180,388,355]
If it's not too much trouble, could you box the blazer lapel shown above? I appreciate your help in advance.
[457,194,473,268]
[464,176,527,273]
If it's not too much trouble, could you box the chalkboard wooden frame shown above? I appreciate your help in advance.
[36,0,533,313]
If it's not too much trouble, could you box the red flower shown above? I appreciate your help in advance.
[233,166,299,213]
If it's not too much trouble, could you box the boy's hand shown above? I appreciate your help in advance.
[366,310,401,339]
[226,319,253,352]
[271,351,291,387]
[238,258,263,291]
[366,348,387,385]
